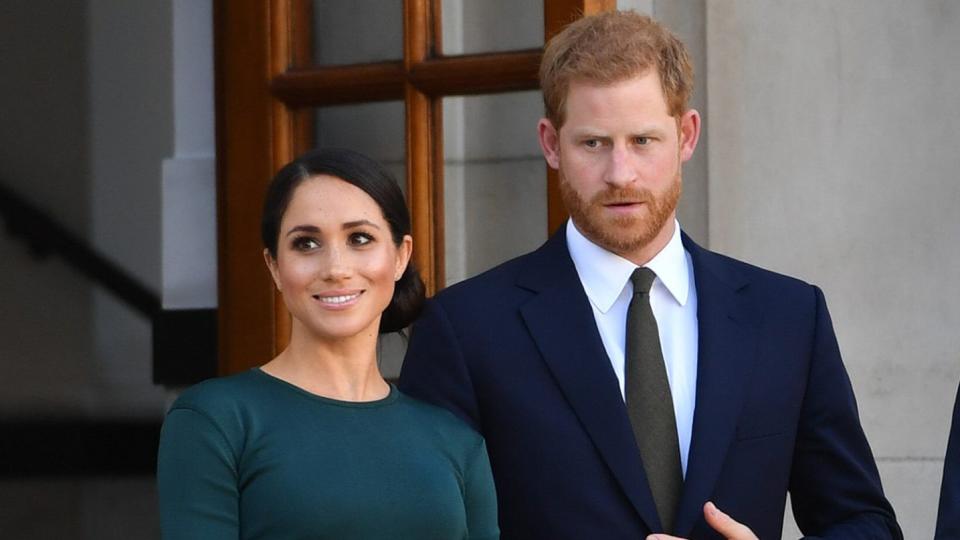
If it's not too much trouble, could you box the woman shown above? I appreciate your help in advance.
[157,148,499,539]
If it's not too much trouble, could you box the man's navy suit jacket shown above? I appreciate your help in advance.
[399,230,900,539]
[936,382,960,539]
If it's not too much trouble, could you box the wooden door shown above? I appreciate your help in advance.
[216,0,614,374]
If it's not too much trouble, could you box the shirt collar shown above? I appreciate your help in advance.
[566,219,690,313]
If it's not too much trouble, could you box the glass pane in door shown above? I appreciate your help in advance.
[299,0,403,67]
[443,90,546,287]
[313,100,406,192]
[441,0,544,55]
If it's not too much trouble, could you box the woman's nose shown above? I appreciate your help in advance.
[321,247,351,281]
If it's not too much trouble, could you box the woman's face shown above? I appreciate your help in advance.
[265,175,412,341]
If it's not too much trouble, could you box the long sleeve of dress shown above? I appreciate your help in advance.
[464,439,500,540]
[157,407,240,540]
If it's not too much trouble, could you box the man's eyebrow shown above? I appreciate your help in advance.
[568,125,665,135]
[567,127,606,136]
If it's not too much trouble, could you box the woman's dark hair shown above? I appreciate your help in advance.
[262,147,425,333]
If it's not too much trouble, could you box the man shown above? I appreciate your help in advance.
[399,11,900,539]
[936,382,960,539]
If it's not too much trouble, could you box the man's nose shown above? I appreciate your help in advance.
[605,145,637,187]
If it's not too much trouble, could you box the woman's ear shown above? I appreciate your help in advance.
[263,248,282,291]
[395,235,413,281]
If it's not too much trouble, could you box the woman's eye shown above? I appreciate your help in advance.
[349,232,374,246]
[292,237,320,251]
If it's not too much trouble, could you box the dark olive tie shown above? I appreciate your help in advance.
[625,267,683,533]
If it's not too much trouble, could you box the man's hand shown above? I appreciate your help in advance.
[646,502,758,540]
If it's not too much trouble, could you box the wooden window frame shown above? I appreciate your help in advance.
[216,0,615,375]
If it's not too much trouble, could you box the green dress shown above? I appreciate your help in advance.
[157,369,499,539]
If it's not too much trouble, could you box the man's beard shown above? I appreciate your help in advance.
[559,170,681,257]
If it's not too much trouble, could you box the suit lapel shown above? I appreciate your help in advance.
[517,232,662,532]
[673,235,760,537]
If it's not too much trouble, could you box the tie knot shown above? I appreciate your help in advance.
[630,267,657,295]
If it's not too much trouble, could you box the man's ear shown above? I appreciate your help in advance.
[263,248,282,292]
[678,109,701,163]
[537,118,561,170]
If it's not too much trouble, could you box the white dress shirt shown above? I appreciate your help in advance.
[566,219,698,475]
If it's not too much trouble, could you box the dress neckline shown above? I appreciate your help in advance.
[252,368,400,408]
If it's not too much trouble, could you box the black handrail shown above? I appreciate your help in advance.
[0,181,160,318]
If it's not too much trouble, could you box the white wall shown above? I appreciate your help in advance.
[0,1,98,416]
[87,0,172,417]
[0,0,214,418]
[650,0,708,245]
[0,0,171,418]
[1,1,183,537]
[706,1,960,536]
[163,0,216,312]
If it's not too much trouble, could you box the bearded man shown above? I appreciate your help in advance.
[399,10,900,540]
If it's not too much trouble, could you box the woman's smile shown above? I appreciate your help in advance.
[312,290,364,309]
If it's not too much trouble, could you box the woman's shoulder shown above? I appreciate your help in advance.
[159,370,275,461]
[168,369,268,421]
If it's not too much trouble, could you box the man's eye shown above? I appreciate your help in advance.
[635,136,650,145]
[349,232,374,246]
[292,237,320,251]
[583,139,601,148]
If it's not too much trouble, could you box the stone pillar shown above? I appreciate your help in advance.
[706,2,960,536]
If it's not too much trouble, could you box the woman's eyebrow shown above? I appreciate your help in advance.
[342,219,380,230]
[285,224,320,237]
[285,220,380,236]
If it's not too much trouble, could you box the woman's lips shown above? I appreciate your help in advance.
[312,290,363,308]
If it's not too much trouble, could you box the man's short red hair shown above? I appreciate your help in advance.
[540,11,694,129]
